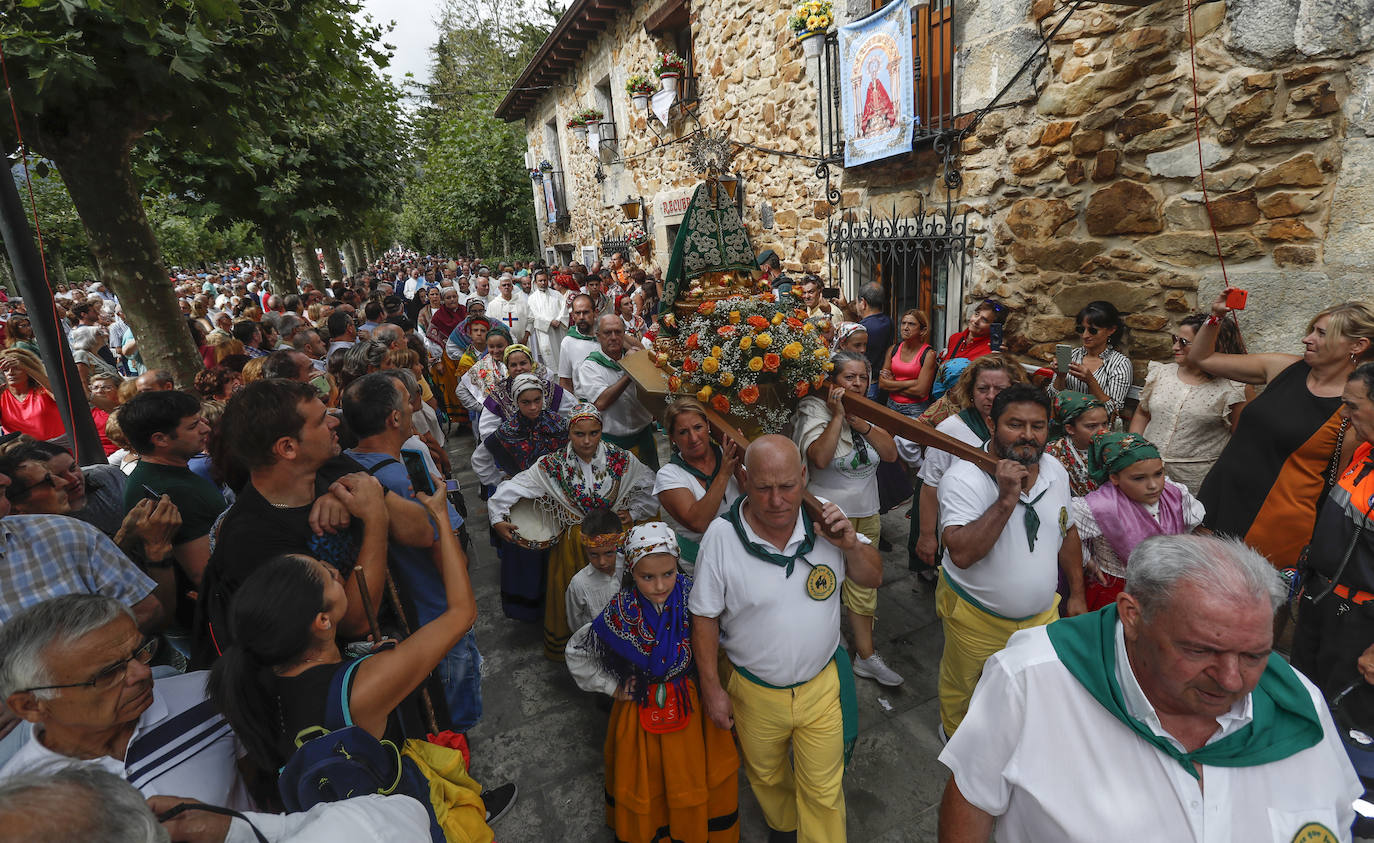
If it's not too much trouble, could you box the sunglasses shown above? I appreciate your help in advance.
[1171,335,1191,347]
[8,472,58,500]
[19,637,158,693]
[1075,324,1102,336]
[981,299,1005,313]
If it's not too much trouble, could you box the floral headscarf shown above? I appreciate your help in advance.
[1089,432,1162,483]
[569,401,602,428]
[621,522,680,568]
[833,321,867,351]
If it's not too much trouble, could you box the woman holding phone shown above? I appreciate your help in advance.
[1051,300,1134,421]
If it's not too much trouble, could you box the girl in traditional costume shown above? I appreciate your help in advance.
[1073,431,1205,610]
[457,323,511,416]
[1044,391,1110,498]
[476,372,570,621]
[565,522,740,843]
[476,344,572,440]
[489,403,657,659]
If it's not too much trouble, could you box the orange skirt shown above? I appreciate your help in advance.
[604,679,740,843]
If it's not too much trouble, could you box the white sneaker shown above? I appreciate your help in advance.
[852,652,905,687]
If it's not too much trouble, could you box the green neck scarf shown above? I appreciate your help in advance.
[670,443,722,489]
[957,407,991,443]
[725,495,815,577]
[568,325,596,342]
[586,350,622,371]
[1046,605,1323,780]
[1021,487,1047,551]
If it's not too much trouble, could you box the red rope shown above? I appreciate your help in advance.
[0,39,89,463]
[1183,0,1245,350]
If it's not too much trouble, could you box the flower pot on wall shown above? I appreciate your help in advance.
[587,124,601,152]
[659,73,680,96]
[797,28,825,58]
[632,93,649,111]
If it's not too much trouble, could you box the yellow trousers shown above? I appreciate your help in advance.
[726,660,846,843]
[840,514,881,618]
[936,572,1059,736]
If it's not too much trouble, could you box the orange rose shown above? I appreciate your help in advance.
[711,395,731,412]
[717,325,736,337]
[668,375,683,391]
[698,300,717,315]
[683,357,698,372]
[812,373,825,388]
[740,385,760,405]
[795,381,809,397]
[759,292,776,302]
[763,353,781,372]
[786,317,804,329]
[794,309,808,320]
[685,333,700,350]
[747,315,769,330]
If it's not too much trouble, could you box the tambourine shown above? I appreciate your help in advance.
[507,498,559,549]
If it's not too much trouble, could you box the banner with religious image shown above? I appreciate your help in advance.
[542,177,558,224]
[838,0,914,167]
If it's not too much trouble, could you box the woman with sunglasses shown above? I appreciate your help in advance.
[3,316,38,354]
[1128,314,1247,494]
[1052,300,1133,420]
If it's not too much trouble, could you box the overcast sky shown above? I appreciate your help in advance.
[358,0,445,92]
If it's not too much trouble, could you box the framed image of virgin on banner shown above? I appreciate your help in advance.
[838,0,914,167]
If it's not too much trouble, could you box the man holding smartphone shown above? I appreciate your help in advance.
[342,371,482,733]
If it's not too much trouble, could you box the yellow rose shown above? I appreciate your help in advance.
[813,347,829,359]
[748,356,764,372]
[710,345,723,358]
[802,321,817,333]
[771,312,784,325]
[823,361,834,371]
[756,332,772,348]
[719,372,735,387]
[739,336,752,351]
[782,342,803,360]
[702,356,719,373]
[697,386,712,401]
[728,310,741,324]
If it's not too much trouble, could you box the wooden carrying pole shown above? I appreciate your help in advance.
[840,392,999,472]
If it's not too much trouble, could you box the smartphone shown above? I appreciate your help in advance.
[1055,343,1073,374]
[823,287,841,299]
[445,479,460,493]
[1225,288,1248,310]
[400,448,435,496]
[141,484,163,502]
[989,323,1004,352]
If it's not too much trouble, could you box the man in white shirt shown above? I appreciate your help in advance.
[935,383,1085,739]
[576,315,658,470]
[486,275,531,344]
[0,595,251,810]
[557,294,600,394]
[527,269,567,371]
[691,436,883,843]
[938,533,1362,843]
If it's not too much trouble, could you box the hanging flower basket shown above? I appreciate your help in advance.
[632,93,650,111]
[626,73,655,112]
[797,28,826,57]
[653,51,686,93]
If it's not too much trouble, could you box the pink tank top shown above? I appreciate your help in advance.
[888,343,930,404]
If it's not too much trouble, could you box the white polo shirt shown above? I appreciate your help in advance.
[576,354,653,437]
[915,414,984,487]
[937,452,1070,619]
[0,671,251,809]
[940,624,1361,843]
[691,501,855,686]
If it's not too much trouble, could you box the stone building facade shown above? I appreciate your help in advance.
[498,0,1374,364]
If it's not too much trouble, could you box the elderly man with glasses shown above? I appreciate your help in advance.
[0,594,251,809]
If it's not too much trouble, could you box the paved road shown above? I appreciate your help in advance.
[447,431,948,842]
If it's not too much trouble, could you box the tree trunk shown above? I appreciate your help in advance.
[259,222,295,291]
[363,240,375,264]
[320,238,345,284]
[0,253,15,295]
[47,140,202,388]
[502,230,510,259]
[45,247,68,288]
[339,239,355,277]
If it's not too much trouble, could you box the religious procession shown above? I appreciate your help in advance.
[0,0,1373,841]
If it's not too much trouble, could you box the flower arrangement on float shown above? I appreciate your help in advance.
[653,288,832,431]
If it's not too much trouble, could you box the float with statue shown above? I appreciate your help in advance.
[620,130,994,490]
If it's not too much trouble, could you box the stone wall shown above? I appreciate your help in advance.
[516,0,1374,366]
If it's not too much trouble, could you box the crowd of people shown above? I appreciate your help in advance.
[0,248,1368,843]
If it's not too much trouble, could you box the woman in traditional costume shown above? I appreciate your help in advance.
[475,373,570,621]
[565,523,740,843]
[457,323,511,417]
[489,403,657,659]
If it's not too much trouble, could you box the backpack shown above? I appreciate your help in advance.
[276,655,444,842]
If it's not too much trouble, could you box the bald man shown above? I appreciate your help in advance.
[691,436,883,842]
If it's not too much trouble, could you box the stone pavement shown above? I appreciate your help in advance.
[447,432,949,843]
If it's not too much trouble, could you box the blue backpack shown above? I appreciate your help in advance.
[277,655,444,842]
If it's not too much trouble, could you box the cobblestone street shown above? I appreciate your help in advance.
[449,432,950,842]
